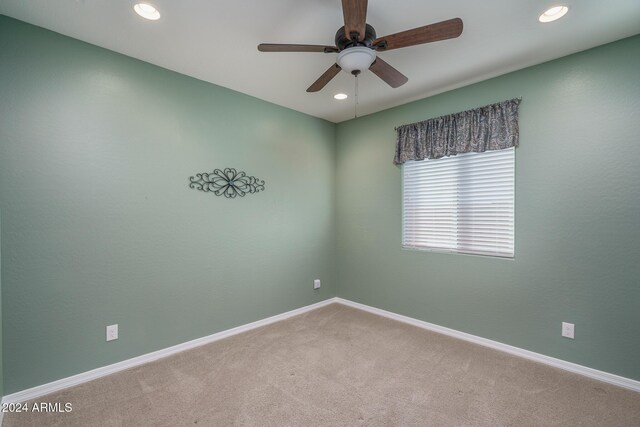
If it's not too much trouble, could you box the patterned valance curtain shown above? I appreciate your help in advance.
[393,98,521,165]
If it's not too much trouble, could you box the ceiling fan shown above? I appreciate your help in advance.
[257,0,463,92]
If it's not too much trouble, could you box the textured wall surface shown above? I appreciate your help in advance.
[335,35,640,381]
[0,16,336,394]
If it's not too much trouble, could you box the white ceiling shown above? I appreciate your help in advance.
[1,0,639,123]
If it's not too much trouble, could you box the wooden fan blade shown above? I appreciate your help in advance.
[373,18,463,51]
[342,0,368,41]
[258,44,338,53]
[369,57,408,88]
[307,64,342,92]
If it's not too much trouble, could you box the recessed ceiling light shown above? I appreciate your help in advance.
[334,93,348,100]
[539,5,568,23]
[134,3,161,21]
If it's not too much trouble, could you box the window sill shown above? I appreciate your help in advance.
[401,245,514,260]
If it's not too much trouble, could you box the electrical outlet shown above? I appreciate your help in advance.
[313,279,321,290]
[106,324,118,341]
[561,322,574,339]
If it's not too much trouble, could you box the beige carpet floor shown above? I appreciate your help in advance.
[4,303,640,426]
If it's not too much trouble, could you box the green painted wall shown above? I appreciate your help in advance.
[0,16,336,394]
[335,35,640,381]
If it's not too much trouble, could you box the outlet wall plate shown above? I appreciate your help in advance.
[106,324,119,341]
[562,322,575,339]
[313,279,321,290]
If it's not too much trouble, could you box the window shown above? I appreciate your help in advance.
[402,148,514,258]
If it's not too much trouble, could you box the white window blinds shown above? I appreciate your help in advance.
[402,148,514,258]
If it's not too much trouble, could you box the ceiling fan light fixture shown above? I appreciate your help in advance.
[336,46,376,75]
[539,5,568,23]
[334,93,348,100]
[134,3,161,20]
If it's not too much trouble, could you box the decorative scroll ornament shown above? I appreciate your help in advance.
[189,168,265,198]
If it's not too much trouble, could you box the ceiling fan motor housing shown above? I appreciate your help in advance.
[335,23,377,50]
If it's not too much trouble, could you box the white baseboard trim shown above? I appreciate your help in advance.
[334,298,640,393]
[3,296,637,405]
[1,298,339,405]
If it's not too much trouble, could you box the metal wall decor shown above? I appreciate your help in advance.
[189,168,265,198]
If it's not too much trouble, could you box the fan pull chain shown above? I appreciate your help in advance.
[354,73,359,118]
